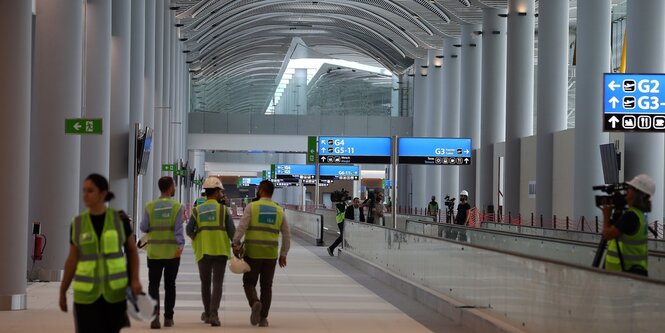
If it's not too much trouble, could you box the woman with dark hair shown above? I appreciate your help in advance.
[59,174,142,333]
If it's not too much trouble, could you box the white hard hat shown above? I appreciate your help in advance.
[126,289,157,323]
[229,256,251,274]
[203,177,224,190]
[460,190,469,197]
[626,174,655,196]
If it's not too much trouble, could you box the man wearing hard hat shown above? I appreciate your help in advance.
[140,176,185,329]
[455,190,471,225]
[232,180,291,328]
[186,177,235,327]
[600,174,654,276]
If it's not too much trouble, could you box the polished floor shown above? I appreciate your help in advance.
[1,237,469,333]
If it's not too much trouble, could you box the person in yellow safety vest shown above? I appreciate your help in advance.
[140,176,185,329]
[600,174,654,277]
[327,198,347,256]
[59,174,142,333]
[186,176,235,327]
[232,180,291,328]
[194,189,206,207]
[428,196,439,218]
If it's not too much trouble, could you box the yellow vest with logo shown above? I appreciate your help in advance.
[146,198,181,259]
[606,207,649,272]
[71,209,127,304]
[195,196,207,206]
[245,199,283,259]
[192,200,230,262]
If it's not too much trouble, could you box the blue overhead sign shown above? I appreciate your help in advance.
[604,73,665,131]
[398,137,472,165]
[319,165,360,180]
[274,164,315,179]
[239,177,262,186]
[318,137,391,164]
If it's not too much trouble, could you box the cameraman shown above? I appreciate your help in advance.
[455,190,471,225]
[600,174,654,276]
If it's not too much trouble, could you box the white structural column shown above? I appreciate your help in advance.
[573,1,610,224]
[479,8,507,213]
[391,75,400,116]
[80,0,112,210]
[109,0,132,212]
[412,58,430,210]
[535,0,568,226]
[625,0,665,225]
[442,38,461,200]
[426,49,443,204]
[162,9,172,169]
[129,0,145,216]
[142,0,156,207]
[31,0,84,281]
[0,0,31,310]
[459,24,482,205]
[504,0,535,217]
[295,69,308,115]
[152,0,164,192]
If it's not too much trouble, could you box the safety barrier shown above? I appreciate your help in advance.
[284,209,324,246]
[404,219,665,281]
[343,221,665,333]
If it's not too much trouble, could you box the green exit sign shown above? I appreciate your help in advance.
[193,179,203,186]
[307,136,317,164]
[162,164,176,171]
[174,169,186,176]
[65,118,102,134]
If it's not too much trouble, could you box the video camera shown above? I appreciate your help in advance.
[593,183,627,209]
[444,195,456,210]
[331,188,350,203]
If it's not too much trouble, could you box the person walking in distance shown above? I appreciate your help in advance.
[455,191,471,225]
[140,176,185,329]
[327,197,349,256]
[428,196,439,220]
[59,174,142,333]
[233,180,291,327]
[186,177,235,327]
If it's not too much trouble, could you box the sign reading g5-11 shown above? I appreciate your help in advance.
[398,137,472,165]
[604,73,665,132]
[318,137,391,164]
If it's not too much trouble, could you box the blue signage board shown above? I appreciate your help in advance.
[604,73,665,131]
[274,164,315,179]
[318,137,391,164]
[239,177,262,186]
[398,137,472,165]
[319,165,360,180]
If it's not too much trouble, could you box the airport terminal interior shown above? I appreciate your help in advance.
[2,0,665,332]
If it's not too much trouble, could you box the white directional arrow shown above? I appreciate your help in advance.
[320,156,326,162]
[464,149,470,154]
[464,158,470,163]
[608,80,620,91]
[609,116,620,128]
[73,122,82,131]
[609,96,620,108]
[320,147,326,153]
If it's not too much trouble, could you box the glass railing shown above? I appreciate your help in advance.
[405,220,665,281]
[343,221,665,332]
[285,209,323,246]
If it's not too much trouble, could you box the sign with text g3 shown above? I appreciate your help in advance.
[318,137,391,164]
[604,73,665,132]
[398,137,472,165]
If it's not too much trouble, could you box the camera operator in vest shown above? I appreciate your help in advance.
[600,174,654,276]
[327,189,349,256]
[186,177,235,326]
[140,176,184,329]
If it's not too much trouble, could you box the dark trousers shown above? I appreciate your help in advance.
[74,297,129,333]
[148,258,180,319]
[197,255,228,315]
[329,221,344,251]
[243,257,277,319]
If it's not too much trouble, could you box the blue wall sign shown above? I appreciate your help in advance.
[604,73,665,132]
[398,137,472,165]
[318,137,391,164]
[274,164,315,179]
[240,177,262,186]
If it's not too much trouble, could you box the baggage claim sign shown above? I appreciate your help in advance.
[604,73,665,132]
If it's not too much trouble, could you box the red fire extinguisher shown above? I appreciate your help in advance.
[33,234,46,261]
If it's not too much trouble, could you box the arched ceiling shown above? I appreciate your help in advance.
[172,0,509,113]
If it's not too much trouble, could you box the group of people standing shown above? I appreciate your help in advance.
[327,192,385,256]
[59,174,290,332]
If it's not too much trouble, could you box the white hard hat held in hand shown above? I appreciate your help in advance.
[626,174,655,196]
[203,177,224,190]
[229,256,251,274]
